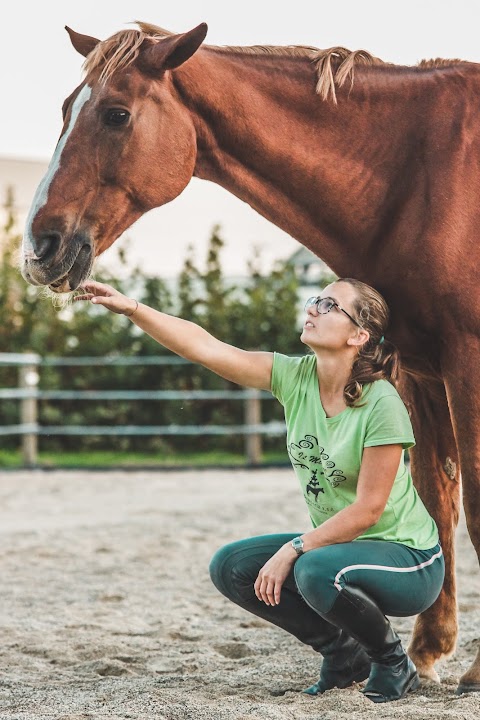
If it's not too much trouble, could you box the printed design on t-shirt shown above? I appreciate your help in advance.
[287,434,346,491]
[305,469,325,500]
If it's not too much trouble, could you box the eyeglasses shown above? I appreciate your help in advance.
[304,296,363,328]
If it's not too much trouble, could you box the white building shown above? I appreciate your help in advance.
[0,156,48,235]
[288,245,336,287]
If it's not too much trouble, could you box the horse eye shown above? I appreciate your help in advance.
[104,109,130,127]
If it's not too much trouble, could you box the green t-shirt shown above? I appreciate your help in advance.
[271,353,438,550]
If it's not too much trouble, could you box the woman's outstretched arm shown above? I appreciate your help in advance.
[74,280,273,390]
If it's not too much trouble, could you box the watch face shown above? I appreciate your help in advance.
[292,537,304,553]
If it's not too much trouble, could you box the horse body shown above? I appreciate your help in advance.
[21,23,480,691]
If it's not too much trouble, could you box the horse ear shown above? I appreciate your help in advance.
[138,23,208,75]
[65,26,101,58]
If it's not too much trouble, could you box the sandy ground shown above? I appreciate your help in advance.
[0,468,479,720]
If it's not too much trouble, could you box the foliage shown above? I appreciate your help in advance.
[0,188,137,358]
[0,188,332,462]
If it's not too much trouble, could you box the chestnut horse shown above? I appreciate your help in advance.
[22,22,480,693]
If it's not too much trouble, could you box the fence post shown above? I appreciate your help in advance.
[19,357,40,466]
[244,389,262,465]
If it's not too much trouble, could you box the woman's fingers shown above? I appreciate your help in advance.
[79,280,117,296]
[254,573,281,606]
[76,293,135,316]
[265,580,276,606]
[259,578,271,605]
[254,576,268,604]
[73,293,111,305]
[73,281,134,315]
[274,584,282,605]
[254,548,295,606]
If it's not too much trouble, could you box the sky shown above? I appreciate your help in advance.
[1,0,478,278]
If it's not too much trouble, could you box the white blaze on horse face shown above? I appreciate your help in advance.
[23,85,93,259]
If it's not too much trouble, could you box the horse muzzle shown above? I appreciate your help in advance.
[22,230,94,293]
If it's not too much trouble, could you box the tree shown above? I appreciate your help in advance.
[1,202,314,460]
[177,243,200,322]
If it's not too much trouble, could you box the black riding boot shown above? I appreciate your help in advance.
[320,585,420,703]
[303,630,371,695]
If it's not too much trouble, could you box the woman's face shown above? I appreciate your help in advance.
[300,282,365,352]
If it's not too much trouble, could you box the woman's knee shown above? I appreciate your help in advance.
[294,550,338,615]
[210,534,296,603]
[209,538,261,603]
[209,541,237,594]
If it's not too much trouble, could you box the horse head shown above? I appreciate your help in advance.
[22,22,208,292]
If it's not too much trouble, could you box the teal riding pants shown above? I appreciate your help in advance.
[209,534,444,651]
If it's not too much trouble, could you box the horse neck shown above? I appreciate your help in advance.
[174,49,420,274]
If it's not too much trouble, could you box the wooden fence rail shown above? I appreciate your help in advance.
[0,353,285,467]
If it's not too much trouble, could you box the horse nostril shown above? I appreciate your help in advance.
[33,231,62,262]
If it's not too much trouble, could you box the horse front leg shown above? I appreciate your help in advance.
[398,372,460,682]
[442,338,480,693]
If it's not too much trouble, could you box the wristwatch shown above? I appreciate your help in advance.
[291,536,305,556]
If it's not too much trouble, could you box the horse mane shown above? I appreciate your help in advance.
[83,22,467,104]
[418,57,465,68]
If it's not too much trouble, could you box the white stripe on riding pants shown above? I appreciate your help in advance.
[333,546,443,592]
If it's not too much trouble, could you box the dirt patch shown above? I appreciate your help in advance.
[0,468,478,719]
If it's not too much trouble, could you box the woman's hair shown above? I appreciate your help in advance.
[335,278,401,407]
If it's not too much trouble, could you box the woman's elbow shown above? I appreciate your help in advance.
[356,503,385,529]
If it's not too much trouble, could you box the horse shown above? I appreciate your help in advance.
[21,22,480,694]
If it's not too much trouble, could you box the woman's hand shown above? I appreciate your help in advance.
[254,543,297,606]
[74,280,138,316]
